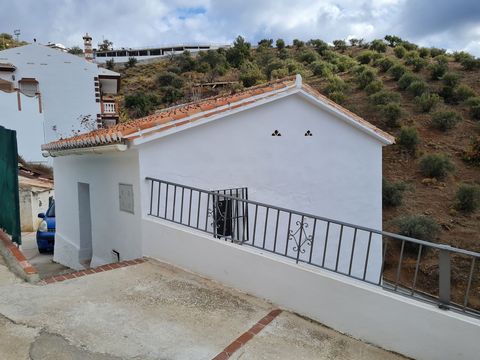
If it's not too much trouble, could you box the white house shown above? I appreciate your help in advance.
[0,43,120,162]
[42,75,394,281]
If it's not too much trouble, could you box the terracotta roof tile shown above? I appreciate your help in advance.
[41,75,393,153]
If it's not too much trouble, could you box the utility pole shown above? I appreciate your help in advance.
[13,29,20,42]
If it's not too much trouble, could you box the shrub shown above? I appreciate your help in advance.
[357,50,375,64]
[394,45,406,58]
[431,110,462,131]
[157,72,184,88]
[453,51,472,62]
[455,184,480,213]
[388,63,407,80]
[105,59,115,70]
[381,103,403,127]
[419,154,454,179]
[162,86,184,104]
[460,57,480,71]
[467,97,480,120]
[327,91,346,104]
[463,137,480,165]
[369,90,401,105]
[355,68,377,89]
[398,126,419,153]
[310,60,334,77]
[364,80,384,95]
[411,56,427,72]
[125,57,137,68]
[455,84,476,102]
[398,72,419,90]
[324,76,348,96]
[384,35,403,47]
[407,81,428,97]
[429,47,446,57]
[298,48,319,64]
[276,39,285,50]
[441,72,460,88]
[429,62,448,80]
[394,215,440,244]
[402,41,418,51]
[415,93,440,112]
[333,39,347,51]
[124,91,157,117]
[370,39,387,53]
[383,179,408,207]
[418,47,430,58]
[404,51,419,65]
[376,57,395,72]
[239,61,264,87]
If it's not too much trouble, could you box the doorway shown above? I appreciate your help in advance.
[78,182,92,267]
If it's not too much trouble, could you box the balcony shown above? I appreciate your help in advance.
[102,101,116,114]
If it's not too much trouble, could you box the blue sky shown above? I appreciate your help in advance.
[2,0,480,55]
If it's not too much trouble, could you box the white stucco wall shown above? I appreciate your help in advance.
[19,186,53,232]
[0,44,102,143]
[142,218,480,360]
[138,94,384,280]
[53,150,142,269]
[0,90,44,162]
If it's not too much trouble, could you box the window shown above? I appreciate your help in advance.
[18,78,39,96]
[119,183,134,214]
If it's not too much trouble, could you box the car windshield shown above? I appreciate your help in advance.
[46,203,55,217]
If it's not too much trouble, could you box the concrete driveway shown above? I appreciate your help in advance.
[0,258,405,360]
[20,232,71,278]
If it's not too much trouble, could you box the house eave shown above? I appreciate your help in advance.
[42,143,127,157]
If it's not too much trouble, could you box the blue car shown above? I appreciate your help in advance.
[36,201,55,253]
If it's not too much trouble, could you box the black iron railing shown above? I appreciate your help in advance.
[146,177,480,319]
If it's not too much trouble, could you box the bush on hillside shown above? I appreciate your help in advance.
[388,63,407,80]
[298,48,319,64]
[364,80,384,95]
[356,50,375,64]
[429,56,449,80]
[460,57,480,71]
[410,56,427,72]
[463,137,480,165]
[162,86,184,104]
[355,68,377,89]
[415,93,441,112]
[239,61,264,87]
[375,57,395,72]
[454,84,476,102]
[370,39,387,53]
[442,72,461,88]
[394,215,440,248]
[324,75,348,95]
[369,90,401,105]
[384,35,403,47]
[431,110,462,131]
[394,45,407,59]
[466,97,480,120]
[398,126,419,153]
[419,154,454,179]
[383,179,408,207]
[327,91,346,104]
[418,47,430,58]
[453,51,472,63]
[398,72,419,90]
[407,81,428,97]
[157,72,184,88]
[429,48,447,57]
[310,60,334,77]
[124,91,157,118]
[455,184,480,213]
[381,103,403,127]
[333,40,347,51]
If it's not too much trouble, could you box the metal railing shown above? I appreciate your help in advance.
[146,177,480,318]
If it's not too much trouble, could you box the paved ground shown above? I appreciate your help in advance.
[0,258,406,360]
[20,232,71,279]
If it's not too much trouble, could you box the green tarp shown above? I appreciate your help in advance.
[0,126,21,244]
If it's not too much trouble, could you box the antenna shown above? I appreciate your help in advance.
[13,29,20,41]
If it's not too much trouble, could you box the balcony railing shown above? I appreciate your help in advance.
[102,102,116,114]
[146,177,480,319]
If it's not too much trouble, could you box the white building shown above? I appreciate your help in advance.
[42,75,394,281]
[0,43,120,162]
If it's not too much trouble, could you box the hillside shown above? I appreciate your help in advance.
[0,33,27,50]
[115,36,480,258]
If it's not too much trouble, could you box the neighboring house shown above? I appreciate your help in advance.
[0,43,120,162]
[42,75,394,280]
[18,163,54,232]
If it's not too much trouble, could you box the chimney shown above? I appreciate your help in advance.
[83,33,93,62]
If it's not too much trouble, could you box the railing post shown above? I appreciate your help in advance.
[438,249,451,310]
